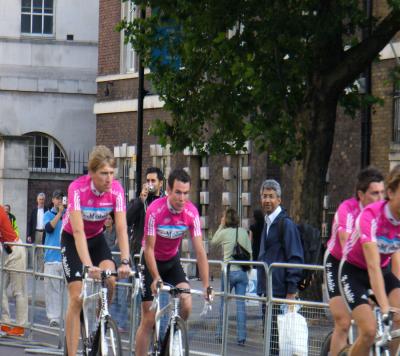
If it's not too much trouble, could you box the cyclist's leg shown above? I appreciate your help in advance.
[164,255,192,320]
[135,253,160,356]
[65,281,83,356]
[135,300,156,356]
[385,272,400,354]
[61,231,88,355]
[91,234,116,305]
[349,304,376,355]
[329,296,351,355]
[339,261,375,356]
[176,281,192,320]
[98,259,116,305]
[325,253,351,356]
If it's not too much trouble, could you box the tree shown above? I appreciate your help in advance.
[119,0,400,226]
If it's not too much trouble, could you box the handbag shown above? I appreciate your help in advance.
[231,228,251,271]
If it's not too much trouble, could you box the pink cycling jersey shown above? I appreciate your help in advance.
[327,197,361,260]
[143,196,202,261]
[344,200,400,269]
[62,175,126,239]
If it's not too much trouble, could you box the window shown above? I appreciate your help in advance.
[21,0,54,35]
[121,2,138,73]
[25,133,67,171]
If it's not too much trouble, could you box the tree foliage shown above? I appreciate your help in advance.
[119,0,400,164]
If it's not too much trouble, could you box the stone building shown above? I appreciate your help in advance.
[0,0,99,238]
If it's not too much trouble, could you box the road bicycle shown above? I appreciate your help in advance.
[320,293,400,356]
[147,280,213,356]
[65,267,133,356]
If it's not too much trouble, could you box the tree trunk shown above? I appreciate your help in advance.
[291,93,338,301]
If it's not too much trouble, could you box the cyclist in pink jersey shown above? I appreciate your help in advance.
[61,146,131,356]
[339,165,400,355]
[324,167,384,356]
[135,168,212,356]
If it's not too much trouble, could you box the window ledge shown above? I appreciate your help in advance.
[96,70,150,83]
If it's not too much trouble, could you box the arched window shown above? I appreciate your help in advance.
[24,132,67,171]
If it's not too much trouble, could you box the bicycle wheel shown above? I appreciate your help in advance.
[99,316,122,356]
[164,317,188,356]
[319,330,332,356]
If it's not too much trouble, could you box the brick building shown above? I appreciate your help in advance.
[95,1,400,245]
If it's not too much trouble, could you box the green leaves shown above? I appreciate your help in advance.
[118,0,400,164]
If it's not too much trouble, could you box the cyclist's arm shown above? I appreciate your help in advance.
[363,241,390,314]
[192,235,209,290]
[69,210,93,266]
[391,251,400,280]
[338,230,350,250]
[114,211,130,261]
[144,234,160,282]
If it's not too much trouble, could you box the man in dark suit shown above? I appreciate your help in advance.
[126,167,164,260]
[27,192,48,273]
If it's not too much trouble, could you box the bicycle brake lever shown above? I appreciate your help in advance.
[149,297,158,311]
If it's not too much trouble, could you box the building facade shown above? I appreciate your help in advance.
[0,0,99,238]
[96,1,400,247]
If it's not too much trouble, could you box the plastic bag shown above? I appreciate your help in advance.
[245,268,258,306]
[277,308,308,356]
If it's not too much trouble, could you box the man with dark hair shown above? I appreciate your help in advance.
[126,166,165,258]
[43,190,66,328]
[134,168,212,356]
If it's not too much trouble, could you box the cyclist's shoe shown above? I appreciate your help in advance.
[0,325,11,332]
[7,326,25,336]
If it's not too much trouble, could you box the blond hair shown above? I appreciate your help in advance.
[386,164,400,199]
[88,145,116,172]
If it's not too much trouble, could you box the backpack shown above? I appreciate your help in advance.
[278,218,322,291]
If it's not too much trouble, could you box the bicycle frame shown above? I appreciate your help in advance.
[80,270,115,354]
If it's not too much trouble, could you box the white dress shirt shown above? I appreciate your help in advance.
[36,208,45,230]
[265,205,282,236]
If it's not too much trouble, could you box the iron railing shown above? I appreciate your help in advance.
[28,150,88,175]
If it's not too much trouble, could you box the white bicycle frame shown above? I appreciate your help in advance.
[150,284,212,355]
[80,271,113,354]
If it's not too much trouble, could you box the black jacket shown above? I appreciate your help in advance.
[257,208,304,297]
[27,206,49,243]
[126,193,163,255]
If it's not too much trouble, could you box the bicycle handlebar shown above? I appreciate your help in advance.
[82,267,135,281]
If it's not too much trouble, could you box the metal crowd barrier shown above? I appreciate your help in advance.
[0,242,333,355]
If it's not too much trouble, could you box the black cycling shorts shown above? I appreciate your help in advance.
[324,252,341,299]
[61,230,115,283]
[141,253,188,301]
[339,260,400,311]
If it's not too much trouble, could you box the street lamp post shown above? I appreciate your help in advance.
[135,6,146,197]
